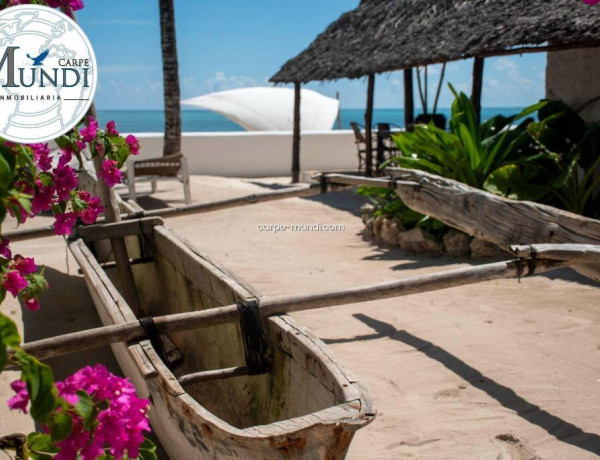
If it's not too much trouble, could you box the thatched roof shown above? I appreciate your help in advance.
[271,0,600,83]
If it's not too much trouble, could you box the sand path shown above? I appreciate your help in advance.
[1,176,599,459]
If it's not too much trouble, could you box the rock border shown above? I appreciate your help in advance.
[361,204,506,259]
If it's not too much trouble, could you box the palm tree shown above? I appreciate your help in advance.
[159,0,181,156]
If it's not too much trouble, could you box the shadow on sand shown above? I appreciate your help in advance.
[21,266,122,380]
[301,188,366,216]
[324,313,600,456]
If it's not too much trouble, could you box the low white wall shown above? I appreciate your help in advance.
[131,130,357,177]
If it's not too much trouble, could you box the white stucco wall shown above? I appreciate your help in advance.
[546,47,600,123]
[130,130,357,177]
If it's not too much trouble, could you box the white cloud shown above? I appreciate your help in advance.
[203,72,257,93]
[179,72,258,98]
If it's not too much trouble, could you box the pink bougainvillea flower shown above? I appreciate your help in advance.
[79,117,98,143]
[95,141,105,156]
[58,148,74,168]
[98,160,122,187]
[14,179,34,196]
[55,365,151,460]
[80,196,104,225]
[77,140,86,152]
[31,182,55,214]
[106,120,119,135]
[54,212,77,236]
[2,270,28,296]
[125,135,140,155]
[24,296,40,311]
[30,143,53,171]
[13,255,36,275]
[7,380,29,414]
[53,164,78,201]
[582,0,600,4]
[0,237,12,259]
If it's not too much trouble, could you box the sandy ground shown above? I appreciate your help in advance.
[1,176,599,459]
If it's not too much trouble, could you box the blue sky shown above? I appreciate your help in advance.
[79,0,547,110]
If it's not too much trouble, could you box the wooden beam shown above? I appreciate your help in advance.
[72,217,163,242]
[142,183,321,217]
[385,168,600,281]
[5,184,323,242]
[365,74,375,177]
[292,82,301,183]
[403,68,414,128]
[511,244,600,263]
[178,366,250,385]
[471,57,484,123]
[12,255,569,361]
[314,173,412,189]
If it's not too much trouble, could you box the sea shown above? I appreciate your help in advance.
[96,108,526,133]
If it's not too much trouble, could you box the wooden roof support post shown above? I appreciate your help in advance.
[471,57,484,123]
[292,82,301,183]
[365,73,375,177]
[404,68,414,129]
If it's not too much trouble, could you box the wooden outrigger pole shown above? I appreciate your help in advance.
[3,182,326,242]
[7,246,576,362]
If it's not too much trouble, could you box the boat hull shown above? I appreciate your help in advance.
[69,221,374,459]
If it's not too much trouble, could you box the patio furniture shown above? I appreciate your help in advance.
[350,121,377,172]
[375,123,402,168]
[125,153,191,204]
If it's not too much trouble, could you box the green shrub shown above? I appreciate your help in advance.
[358,86,600,242]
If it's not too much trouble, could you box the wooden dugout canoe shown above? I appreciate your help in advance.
[68,221,375,459]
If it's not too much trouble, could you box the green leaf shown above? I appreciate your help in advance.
[75,390,97,430]
[15,349,58,423]
[484,164,547,201]
[0,312,21,347]
[0,153,12,192]
[27,432,59,460]
[457,123,480,170]
[49,411,73,442]
[109,135,126,146]
[0,200,6,225]
[135,438,158,460]
[0,312,20,372]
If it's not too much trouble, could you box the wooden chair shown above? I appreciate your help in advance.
[350,122,376,172]
[126,153,191,204]
[375,123,402,167]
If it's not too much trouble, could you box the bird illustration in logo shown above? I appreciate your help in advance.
[27,50,50,66]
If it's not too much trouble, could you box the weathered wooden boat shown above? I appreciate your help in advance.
[67,219,375,459]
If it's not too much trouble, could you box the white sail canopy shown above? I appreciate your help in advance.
[181,87,339,131]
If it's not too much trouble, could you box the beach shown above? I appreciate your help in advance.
[3,177,598,459]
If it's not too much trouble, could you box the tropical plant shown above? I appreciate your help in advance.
[159,0,182,156]
[527,101,600,217]
[390,84,550,200]
[359,86,600,241]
